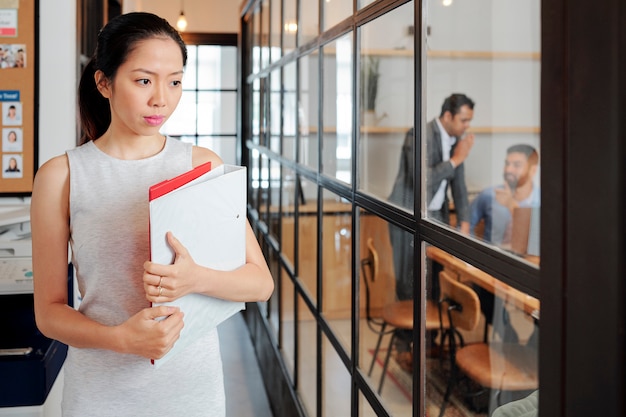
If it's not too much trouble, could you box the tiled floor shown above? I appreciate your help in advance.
[219,313,273,417]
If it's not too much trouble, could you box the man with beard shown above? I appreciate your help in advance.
[469,144,540,344]
[470,144,540,245]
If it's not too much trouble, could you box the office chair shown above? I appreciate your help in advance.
[360,238,448,394]
[437,270,538,417]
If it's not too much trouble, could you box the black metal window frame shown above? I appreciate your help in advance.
[239,0,626,416]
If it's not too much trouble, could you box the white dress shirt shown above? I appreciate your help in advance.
[428,118,456,211]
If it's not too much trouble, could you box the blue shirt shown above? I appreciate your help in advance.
[469,184,540,245]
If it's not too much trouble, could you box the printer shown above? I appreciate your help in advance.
[0,205,69,409]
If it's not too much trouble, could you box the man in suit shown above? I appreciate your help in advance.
[387,94,475,365]
[388,93,476,300]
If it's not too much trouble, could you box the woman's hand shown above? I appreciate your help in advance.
[116,305,184,359]
[143,232,201,303]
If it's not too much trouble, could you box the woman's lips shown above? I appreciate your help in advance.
[145,115,165,126]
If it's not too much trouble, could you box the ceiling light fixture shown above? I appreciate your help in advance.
[176,0,188,32]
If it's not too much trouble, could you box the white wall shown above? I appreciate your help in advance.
[39,0,77,165]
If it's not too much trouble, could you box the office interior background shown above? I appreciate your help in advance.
[1,0,624,416]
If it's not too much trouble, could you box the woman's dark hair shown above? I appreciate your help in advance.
[78,12,187,144]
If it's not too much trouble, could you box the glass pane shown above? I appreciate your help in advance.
[261,0,270,70]
[270,69,281,154]
[253,7,261,74]
[259,77,268,147]
[252,78,261,144]
[281,167,297,267]
[249,148,260,210]
[300,0,319,45]
[424,0,541,265]
[358,210,413,414]
[256,240,273,319]
[221,47,237,90]
[322,34,353,184]
[281,265,296,383]
[358,0,377,9]
[323,0,352,31]
[424,244,539,416]
[196,136,236,165]
[283,61,297,160]
[321,192,352,351]
[184,46,197,90]
[258,154,271,225]
[197,46,236,90]
[164,90,196,135]
[280,173,318,319]
[298,52,319,170]
[358,1,415,204]
[296,176,318,309]
[197,92,236,135]
[298,306,318,416]
[269,159,281,239]
[270,0,282,63]
[322,333,351,416]
[267,247,280,341]
[283,0,297,54]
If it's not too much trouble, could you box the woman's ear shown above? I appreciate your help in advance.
[94,70,111,98]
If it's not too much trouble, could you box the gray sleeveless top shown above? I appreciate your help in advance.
[64,138,224,417]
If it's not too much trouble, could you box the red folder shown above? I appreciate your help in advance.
[149,161,212,201]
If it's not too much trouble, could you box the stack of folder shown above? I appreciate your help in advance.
[149,162,247,367]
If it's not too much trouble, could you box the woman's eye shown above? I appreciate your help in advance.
[137,79,150,86]
[171,80,182,87]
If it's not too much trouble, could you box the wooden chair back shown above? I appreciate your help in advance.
[439,269,481,333]
[360,237,379,322]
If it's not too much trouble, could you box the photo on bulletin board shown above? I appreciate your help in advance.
[2,127,22,152]
[2,101,22,125]
[0,43,27,68]
[0,0,38,196]
[2,153,23,178]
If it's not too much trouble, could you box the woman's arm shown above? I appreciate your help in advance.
[142,146,275,304]
[31,156,184,359]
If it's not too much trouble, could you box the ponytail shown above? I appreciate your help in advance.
[78,57,111,144]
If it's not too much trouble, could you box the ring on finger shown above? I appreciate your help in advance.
[158,286,163,297]
[158,276,163,287]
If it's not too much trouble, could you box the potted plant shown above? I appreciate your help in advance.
[360,56,380,125]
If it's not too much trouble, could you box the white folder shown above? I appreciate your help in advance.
[149,163,246,368]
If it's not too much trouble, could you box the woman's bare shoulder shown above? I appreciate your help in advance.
[33,154,69,191]
[191,145,224,168]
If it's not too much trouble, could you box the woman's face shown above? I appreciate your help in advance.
[97,37,185,138]
[8,131,17,142]
[8,158,17,169]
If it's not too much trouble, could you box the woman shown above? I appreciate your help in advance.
[5,156,19,172]
[31,12,273,417]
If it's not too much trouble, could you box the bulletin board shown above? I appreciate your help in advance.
[0,0,37,196]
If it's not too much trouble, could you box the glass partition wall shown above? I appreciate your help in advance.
[240,0,541,415]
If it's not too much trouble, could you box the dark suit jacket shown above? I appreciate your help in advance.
[425,119,470,224]
[388,119,470,225]
[387,119,470,300]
